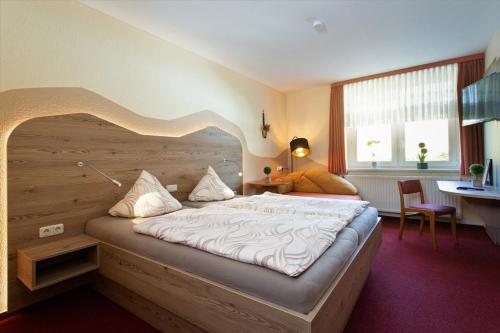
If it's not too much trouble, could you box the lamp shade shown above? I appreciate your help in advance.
[290,137,310,158]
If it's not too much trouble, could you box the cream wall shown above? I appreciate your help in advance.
[0,0,287,158]
[0,0,289,313]
[484,32,500,187]
[286,85,330,170]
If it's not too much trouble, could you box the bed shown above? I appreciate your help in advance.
[86,198,381,333]
[86,206,378,314]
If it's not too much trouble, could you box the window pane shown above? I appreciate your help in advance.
[356,124,392,162]
[404,120,449,161]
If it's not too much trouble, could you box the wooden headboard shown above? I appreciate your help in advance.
[7,113,242,310]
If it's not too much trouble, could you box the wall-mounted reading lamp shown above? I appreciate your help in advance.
[223,158,243,177]
[290,137,310,172]
[77,161,122,187]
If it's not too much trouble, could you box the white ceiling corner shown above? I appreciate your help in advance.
[80,0,500,92]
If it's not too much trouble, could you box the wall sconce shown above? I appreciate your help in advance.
[77,161,122,187]
[261,110,270,139]
[289,137,310,172]
[223,158,243,177]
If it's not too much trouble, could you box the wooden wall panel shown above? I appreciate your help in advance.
[7,113,242,310]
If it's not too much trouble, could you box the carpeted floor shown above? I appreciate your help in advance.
[1,218,499,333]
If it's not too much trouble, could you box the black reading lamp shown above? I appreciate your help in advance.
[289,137,310,172]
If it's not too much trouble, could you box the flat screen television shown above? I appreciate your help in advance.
[462,72,500,126]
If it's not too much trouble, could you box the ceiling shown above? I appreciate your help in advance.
[81,0,500,92]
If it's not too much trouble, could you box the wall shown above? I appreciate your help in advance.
[484,32,500,187]
[0,0,288,313]
[0,0,287,158]
[286,85,330,171]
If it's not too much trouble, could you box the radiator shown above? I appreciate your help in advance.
[345,174,462,218]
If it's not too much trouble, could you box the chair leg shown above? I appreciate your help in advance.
[399,213,405,240]
[451,212,458,244]
[429,214,437,250]
[419,216,425,235]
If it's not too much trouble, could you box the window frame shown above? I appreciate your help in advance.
[346,118,460,170]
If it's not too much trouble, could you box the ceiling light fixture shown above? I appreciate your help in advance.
[312,19,326,33]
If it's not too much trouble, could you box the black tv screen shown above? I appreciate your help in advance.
[462,72,500,126]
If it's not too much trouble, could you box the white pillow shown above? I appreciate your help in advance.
[109,170,182,218]
[188,166,235,202]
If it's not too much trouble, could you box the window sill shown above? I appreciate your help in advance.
[347,168,460,177]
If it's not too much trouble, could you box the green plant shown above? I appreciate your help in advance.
[263,166,272,175]
[469,164,484,176]
[367,140,380,161]
[417,142,428,163]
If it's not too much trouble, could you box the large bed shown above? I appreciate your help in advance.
[86,206,378,314]
[86,194,381,333]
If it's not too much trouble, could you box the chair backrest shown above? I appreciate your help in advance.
[397,180,425,211]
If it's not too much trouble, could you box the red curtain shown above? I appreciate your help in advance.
[457,58,485,175]
[328,85,347,174]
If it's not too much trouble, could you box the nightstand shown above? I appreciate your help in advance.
[17,234,100,291]
[248,179,291,194]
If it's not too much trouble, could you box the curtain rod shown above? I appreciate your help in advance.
[331,52,485,88]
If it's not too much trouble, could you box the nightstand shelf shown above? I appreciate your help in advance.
[248,179,291,194]
[17,234,100,291]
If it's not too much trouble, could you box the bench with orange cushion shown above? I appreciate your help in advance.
[274,170,362,200]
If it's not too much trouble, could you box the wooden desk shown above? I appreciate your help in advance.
[248,180,291,194]
[437,180,500,245]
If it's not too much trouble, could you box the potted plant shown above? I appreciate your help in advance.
[417,142,428,169]
[469,164,485,187]
[263,166,272,184]
[367,140,380,168]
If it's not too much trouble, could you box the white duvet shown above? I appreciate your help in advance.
[133,193,369,276]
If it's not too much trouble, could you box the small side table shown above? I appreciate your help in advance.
[17,234,100,291]
[248,180,291,194]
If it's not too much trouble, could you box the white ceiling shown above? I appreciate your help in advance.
[81,0,500,92]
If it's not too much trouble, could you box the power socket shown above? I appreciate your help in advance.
[39,224,64,238]
[166,184,178,192]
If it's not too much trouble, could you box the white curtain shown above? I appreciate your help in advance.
[344,63,458,127]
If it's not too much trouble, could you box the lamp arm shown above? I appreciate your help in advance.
[77,161,122,187]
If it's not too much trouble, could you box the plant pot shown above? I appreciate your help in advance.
[472,177,482,188]
[371,161,377,168]
[264,175,271,184]
[417,162,428,169]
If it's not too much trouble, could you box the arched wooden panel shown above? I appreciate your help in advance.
[7,113,242,310]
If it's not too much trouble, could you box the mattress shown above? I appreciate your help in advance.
[85,207,378,314]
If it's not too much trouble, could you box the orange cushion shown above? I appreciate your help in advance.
[274,170,358,195]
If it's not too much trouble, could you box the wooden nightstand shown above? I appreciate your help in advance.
[248,179,291,194]
[17,234,100,291]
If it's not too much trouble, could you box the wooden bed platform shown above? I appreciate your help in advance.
[94,218,382,333]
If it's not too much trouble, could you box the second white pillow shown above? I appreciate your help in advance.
[188,166,235,202]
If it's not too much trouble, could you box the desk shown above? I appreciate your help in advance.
[437,180,500,245]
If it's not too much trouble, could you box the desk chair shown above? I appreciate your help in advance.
[397,179,457,249]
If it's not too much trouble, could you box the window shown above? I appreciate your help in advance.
[345,64,459,170]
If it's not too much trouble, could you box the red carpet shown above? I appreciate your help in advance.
[1,218,499,333]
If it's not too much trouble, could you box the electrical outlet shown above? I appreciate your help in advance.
[166,184,178,192]
[39,224,64,238]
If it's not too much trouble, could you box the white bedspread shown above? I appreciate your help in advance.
[217,192,369,221]
[134,194,368,276]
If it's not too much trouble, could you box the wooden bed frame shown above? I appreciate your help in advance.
[94,218,382,333]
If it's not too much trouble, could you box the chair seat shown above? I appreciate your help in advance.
[409,203,456,214]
